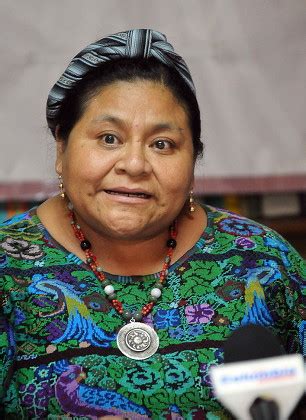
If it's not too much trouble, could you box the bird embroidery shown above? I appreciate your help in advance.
[241,267,274,326]
[54,362,151,419]
[28,275,116,347]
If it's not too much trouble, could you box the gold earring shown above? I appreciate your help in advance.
[58,175,65,199]
[189,190,195,213]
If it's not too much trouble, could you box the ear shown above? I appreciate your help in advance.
[189,173,195,191]
[55,126,65,175]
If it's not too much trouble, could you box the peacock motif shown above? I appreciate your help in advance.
[28,274,116,347]
[241,267,274,326]
[54,361,151,419]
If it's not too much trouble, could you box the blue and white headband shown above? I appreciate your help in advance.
[46,29,196,136]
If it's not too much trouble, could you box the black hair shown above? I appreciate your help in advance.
[55,57,203,159]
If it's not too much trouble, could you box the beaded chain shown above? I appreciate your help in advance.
[68,204,177,322]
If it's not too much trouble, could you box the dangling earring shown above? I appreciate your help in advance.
[189,190,195,213]
[58,175,65,199]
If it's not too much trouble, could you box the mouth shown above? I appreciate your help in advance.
[104,189,152,199]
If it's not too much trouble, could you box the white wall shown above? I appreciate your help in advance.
[0,0,305,182]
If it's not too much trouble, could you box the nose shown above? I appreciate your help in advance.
[114,142,152,177]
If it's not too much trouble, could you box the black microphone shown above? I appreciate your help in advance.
[210,325,305,420]
[223,324,285,363]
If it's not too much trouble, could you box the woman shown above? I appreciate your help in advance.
[0,29,304,419]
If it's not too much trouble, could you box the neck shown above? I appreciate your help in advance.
[69,204,176,276]
[85,229,172,275]
[38,195,206,277]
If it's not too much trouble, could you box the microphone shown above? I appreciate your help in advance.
[210,325,305,420]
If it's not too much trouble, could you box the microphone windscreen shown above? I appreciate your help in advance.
[223,324,285,363]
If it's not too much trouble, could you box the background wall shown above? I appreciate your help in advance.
[0,0,305,195]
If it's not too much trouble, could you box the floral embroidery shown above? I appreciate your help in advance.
[219,218,264,237]
[34,365,53,381]
[0,237,44,260]
[154,308,181,329]
[169,326,185,340]
[212,314,230,326]
[0,206,303,419]
[185,303,214,324]
[235,237,255,249]
[187,324,204,336]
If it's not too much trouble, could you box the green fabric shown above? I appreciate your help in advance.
[0,206,305,419]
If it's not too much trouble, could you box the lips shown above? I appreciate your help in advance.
[104,189,151,199]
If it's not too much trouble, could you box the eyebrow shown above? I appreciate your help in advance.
[152,122,184,133]
[91,114,184,133]
[92,114,121,125]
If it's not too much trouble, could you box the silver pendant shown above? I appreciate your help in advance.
[116,321,159,360]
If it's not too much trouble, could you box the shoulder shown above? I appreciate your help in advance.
[204,205,305,273]
[0,208,38,228]
[0,208,45,261]
[208,205,290,243]
[0,208,40,238]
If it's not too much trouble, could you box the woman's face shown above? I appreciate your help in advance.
[56,80,195,241]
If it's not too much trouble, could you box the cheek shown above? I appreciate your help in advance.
[63,149,109,181]
[160,162,194,197]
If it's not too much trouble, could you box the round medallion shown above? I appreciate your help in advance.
[117,322,159,360]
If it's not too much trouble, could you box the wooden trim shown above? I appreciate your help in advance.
[258,217,306,236]
[194,174,306,195]
[0,182,57,201]
[0,174,306,200]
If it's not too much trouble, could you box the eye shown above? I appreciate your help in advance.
[152,139,174,150]
[101,134,118,145]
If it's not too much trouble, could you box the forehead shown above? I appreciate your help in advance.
[83,80,190,124]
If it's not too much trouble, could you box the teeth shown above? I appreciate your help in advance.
[106,190,149,198]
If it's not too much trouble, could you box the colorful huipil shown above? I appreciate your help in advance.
[0,206,305,419]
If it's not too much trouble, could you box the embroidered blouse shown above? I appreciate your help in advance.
[0,206,305,419]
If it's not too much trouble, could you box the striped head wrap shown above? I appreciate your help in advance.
[46,29,196,136]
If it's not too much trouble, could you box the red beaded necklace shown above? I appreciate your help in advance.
[68,204,177,321]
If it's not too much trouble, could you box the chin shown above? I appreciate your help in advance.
[103,216,163,241]
[106,226,147,241]
[102,216,145,236]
